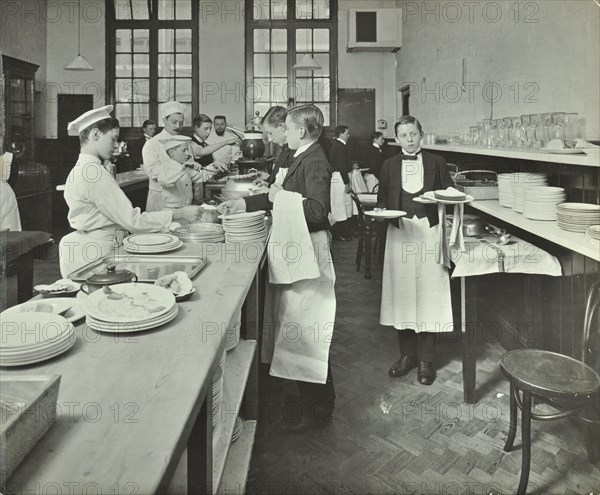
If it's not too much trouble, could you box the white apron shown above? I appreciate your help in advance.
[145,189,164,212]
[0,182,21,231]
[380,217,453,333]
[263,229,336,384]
[59,228,125,278]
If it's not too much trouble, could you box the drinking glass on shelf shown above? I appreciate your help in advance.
[529,114,543,149]
[469,126,478,147]
[520,115,532,150]
[539,113,552,148]
[551,112,566,140]
[503,117,514,148]
[481,119,492,147]
[477,122,485,147]
[563,113,578,141]
[512,117,526,149]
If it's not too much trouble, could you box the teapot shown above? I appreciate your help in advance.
[81,264,138,294]
[241,111,266,160]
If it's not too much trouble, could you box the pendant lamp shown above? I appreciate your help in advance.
[65,0,94,71]
[292,29,321,71]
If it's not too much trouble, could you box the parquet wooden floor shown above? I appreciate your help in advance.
[248,238,600,495]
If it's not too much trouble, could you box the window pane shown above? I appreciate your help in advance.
[159,30,174,52]
[175,30,192,52]
[116,79,134,102]
[296,0,311,19]
[113,0,149,20]
[271,54,286,77]
[296,78,311,102]
[115,54,131,77]
[254,30,270,52]
[271,30,287,52]
[252,79,271,103]
[133,54,149,77]
[158,54,175,77]
[313,29,329,51]
[252,0,270,20]
[158,0,175,19]
[176,79,192,102]
[132,30,149,53]
[253,103,272,120]
[313,78,330,101]
[132,104,149,128]
[314,103,330,124]
[132,79,149,102]
[181,103,192,125]
[116,30,131,52]
[270,78,287,101]
[271,0,287,19]
[158,79,176,101]
[313,0,330,19]
[254,54,270,77]
[176,54,192,76]
[115,103,132,127]
[176,0,192,19]
[296,29,311,52]
[314,54,329,76]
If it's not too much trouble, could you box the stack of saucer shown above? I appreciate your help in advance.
[510,173,547,213]
[231,416,243,443]
[124,233,182,254]
[498,174,514,208]
[84,283,177,333]
[212,366,224,427]
[172,223,225,243]
[586,225,600,240]
[225,312,241,351]
[556,203,600,232]
[523,186,566,221]
[220,211,268,243]
[0,313,75,367]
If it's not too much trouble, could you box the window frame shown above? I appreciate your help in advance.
[105,0,199,135]
[245,0,338,127]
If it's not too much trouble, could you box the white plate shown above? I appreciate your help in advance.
[123,240,183,254]
[34,279,81,297]
[2,299,85,323]
[421,192,475,204]
[125,233,179,246]
[219,210,265,220]
[1,312,73,349]
[0,335,75,366]
[364,210,407,219]
[557,203,600,212]
[546,149,586,154]
[84,283,176,324]
[87,305,179,333]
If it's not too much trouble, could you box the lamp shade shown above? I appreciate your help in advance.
[65,54,94,71]
[292,54,321,71]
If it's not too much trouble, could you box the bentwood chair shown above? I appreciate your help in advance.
[500,279,600,494]
[349,190,385,279]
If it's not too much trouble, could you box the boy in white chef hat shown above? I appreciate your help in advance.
[158,135,215,209]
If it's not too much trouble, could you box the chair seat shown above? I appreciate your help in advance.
[501,349,600,400]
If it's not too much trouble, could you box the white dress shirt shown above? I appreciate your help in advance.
[401,147,424,194]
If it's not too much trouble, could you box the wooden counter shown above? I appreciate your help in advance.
[2,241,267,494]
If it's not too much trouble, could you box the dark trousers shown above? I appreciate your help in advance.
[399,330,436,363]
[331,220,350,239]
[296,362,335,414]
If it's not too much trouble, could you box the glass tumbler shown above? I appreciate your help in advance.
[551,112,566,140]
[563,113,578,141]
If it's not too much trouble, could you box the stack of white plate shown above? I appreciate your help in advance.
[220,211,268,243]
[556,203,600,232]
[510,173,547,213]
[173,223,225,243]
[498,174,514,208]
[231,416,243,443]
[212,366,224,428]
[84,283,178,333]
[124,233,183,254]
[225,312,241,351]
[523,186,566,221]
[586,225,600,240]
[0,313,75,366]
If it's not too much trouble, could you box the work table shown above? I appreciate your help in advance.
[2,241,266,493]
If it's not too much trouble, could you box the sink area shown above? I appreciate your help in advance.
[1,375,61,483]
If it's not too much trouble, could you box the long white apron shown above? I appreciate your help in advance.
[380,217,454,333]
[145,189,164,212]
[0,182,22,231]
[59,228,124,277]
[263,229,336,384]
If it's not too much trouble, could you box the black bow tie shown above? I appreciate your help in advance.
[401,150,421,160]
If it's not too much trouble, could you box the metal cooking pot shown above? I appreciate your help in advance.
[81,264,138,294]
[241,132,265,159]
[447,214,489,237]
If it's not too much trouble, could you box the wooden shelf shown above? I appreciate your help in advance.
[217,420,257,495]
[469,200,600,262]
[422,144,600,168]
[212,339,257,493]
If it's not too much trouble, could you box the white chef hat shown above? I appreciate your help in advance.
[160,101,186,120]
[67,105,114,136]
[164,135,191,151]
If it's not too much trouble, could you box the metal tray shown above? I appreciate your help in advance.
[67,255,209,283]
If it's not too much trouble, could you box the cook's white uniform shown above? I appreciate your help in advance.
[0,152,22,231]
[205,130,241,165]
[59,154,172,277]
[157,159,208,209]
[380,157,453,333]
[142,129,177,212]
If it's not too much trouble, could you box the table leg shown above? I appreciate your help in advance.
[461,276,477,403]
[364,221,373,280]
[17,252,35,304]
[187,396,212,494]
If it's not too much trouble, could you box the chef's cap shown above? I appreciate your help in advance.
[164,135,192,151]
[160,101,186,120]
[67,105,114,136]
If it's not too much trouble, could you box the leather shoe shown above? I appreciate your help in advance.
[388,355,418,377]
[417,361,436,385]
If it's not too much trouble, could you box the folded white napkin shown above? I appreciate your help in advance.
[436,204,450,268]
[449,203,465,252]
[268,190,320,284]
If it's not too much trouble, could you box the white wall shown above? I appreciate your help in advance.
[338,0,400,138]
[395,0,600,139]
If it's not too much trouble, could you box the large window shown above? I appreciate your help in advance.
[106,0,198,129]
[246,0,337,126]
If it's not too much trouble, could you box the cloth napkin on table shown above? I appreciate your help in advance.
[267,190,320,285]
